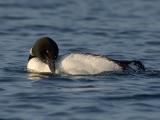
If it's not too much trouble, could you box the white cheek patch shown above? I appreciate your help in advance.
[30,48,33,55]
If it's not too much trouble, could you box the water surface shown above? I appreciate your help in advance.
[0,0,160,120]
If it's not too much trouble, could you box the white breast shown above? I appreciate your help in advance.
[27,58,51,73]
[56,53,122,75]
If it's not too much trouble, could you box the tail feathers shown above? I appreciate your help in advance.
[116,60,145,72]
[127,60,145,71]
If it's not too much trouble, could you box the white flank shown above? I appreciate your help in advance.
[56,53,122,75]
[27,53,122,75]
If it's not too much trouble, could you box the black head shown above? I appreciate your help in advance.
[31,37,59,63]
[29,37,59,73]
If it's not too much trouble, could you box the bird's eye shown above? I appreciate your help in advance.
[46,50,49,53]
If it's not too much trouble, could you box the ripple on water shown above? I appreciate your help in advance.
[1,0,160,120]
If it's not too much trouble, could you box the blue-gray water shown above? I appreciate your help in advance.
[0,0,160,120]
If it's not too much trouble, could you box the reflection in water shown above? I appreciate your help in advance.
[60,86,106,92]
[27,72,50,80]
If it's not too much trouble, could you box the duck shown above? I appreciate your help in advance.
[27,37,145,75]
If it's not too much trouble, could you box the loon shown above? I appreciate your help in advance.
[27,37,145,75]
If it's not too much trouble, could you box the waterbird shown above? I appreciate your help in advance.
[27,37,145,75]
